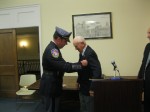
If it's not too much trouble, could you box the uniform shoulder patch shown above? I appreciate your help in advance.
[51,48,59,58]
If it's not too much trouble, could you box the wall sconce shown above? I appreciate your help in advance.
[20,41,28,47]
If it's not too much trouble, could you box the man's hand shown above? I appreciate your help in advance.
[80,59,88,66]
[89,90,94,97]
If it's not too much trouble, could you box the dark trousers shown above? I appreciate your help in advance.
[43,96,60,112]
[144,79,150,112]
[79,92,94,112]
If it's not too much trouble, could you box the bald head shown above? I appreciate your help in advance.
[73,36,86,53]
[73,36,86,45]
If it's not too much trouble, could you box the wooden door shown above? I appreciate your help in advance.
[0,29,18,97]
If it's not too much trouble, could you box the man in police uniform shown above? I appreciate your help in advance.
[39,27,87,112]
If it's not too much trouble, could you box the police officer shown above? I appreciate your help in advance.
[39,27,87,112]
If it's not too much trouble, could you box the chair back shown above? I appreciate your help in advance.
[19,74,36,87]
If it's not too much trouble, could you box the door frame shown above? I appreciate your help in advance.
[0,4,43,76]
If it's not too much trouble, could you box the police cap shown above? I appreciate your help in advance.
[53,26,72,42]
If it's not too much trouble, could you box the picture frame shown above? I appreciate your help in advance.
[72,12,112,39]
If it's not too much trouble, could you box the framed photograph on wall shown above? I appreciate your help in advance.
[72,12,112,39]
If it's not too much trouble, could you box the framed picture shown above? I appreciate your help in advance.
[72,12,112,39]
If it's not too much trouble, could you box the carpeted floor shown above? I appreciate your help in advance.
[0,97,43,112]
[0,97,80,112]
[0,97,144,112]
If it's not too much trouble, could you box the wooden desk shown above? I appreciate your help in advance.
[92,79,143,112]
[28,76,78,90]
[28,79,40,90]
[28,76,139,90]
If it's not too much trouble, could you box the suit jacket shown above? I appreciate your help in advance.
[138,43,150,112]
[77,45,102,96]
[138,43,150,79]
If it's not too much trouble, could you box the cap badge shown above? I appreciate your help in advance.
[51,48,59,58]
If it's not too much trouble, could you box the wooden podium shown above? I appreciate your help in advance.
[92,78,143,112]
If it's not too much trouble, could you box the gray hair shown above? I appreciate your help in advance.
[74,36,86,44]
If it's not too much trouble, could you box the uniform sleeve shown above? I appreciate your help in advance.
[46,50,82,72]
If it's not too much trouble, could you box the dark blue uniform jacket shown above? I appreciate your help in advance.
[39,41,82,97]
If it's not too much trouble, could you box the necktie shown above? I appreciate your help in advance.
[79,53,82,61]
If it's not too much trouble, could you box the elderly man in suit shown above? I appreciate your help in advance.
[73,36,102,112]
[138,27,150,112]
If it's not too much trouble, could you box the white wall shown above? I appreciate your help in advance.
[0,0,150,76]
